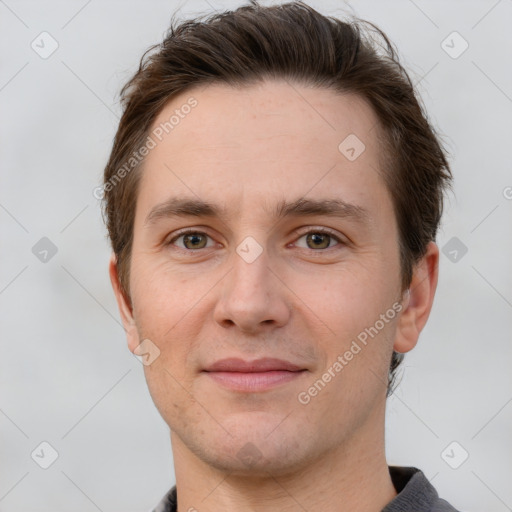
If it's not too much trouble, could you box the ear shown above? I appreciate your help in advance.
[109,253,140,354]
[394,241,439,354]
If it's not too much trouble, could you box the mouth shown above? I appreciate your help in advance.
[202,357,308,392]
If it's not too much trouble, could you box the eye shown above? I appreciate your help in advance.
[168,230,215,250]
[167,228,344,252]
[294,229,342,250]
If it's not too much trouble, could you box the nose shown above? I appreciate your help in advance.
[213,246,291,334]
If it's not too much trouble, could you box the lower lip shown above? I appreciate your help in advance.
[204,370,306,392]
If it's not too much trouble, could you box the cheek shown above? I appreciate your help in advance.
[130,262,204,425]
[296,258,400,392]
[306,315,396,411]
[131,256,194,321]
[143,361,203,435]
[303,260,397,331]
[129,259,202,371]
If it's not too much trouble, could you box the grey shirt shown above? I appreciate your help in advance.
[152,466,460,511]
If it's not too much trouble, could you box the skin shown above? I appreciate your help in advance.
[110,79,439,512]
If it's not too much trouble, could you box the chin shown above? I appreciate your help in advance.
[189,416,316,477]
[202,441,308,478]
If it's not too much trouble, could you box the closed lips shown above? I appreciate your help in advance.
[203,357,305,373]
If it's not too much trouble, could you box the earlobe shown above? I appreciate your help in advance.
[108,253,140,354]
[394,242,439,354]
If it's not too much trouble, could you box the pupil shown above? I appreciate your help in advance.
[309,233,328,249]
[186,234,204,248]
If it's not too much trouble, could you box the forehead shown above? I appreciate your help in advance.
[150,79,381,158]
[137,79,389,221]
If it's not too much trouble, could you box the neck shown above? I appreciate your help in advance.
[170,402,397,512]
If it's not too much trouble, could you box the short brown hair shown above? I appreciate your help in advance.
[102,0,451,395]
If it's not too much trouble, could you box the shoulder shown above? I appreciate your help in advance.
[384,466,460,512]
[150,485,177,512]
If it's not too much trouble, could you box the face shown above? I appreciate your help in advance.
[111,79,437,477]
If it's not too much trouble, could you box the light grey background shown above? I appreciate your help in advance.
[1,0,511,510]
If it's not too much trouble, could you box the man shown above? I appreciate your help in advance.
[102,1,458,510]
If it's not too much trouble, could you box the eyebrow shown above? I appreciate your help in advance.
[144,196,369,226]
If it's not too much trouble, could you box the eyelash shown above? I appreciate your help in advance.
[167,228,345,252]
